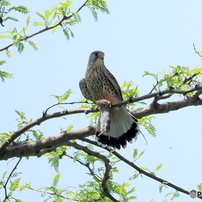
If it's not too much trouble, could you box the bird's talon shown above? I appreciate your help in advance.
[96,99,111,108]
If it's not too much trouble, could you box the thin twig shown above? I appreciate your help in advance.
[3,157,22,202]
[81,138,201,199]
[0,0,88,52]
[66,141,119,202]
[43,100,91,116]
[149,81,159,94]
[65,154,102,182]
[193,44,202,58]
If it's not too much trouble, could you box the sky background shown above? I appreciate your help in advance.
[1,0,202,201]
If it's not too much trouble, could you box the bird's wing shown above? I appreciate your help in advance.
[79,78,93,100]
[103,66,123,100]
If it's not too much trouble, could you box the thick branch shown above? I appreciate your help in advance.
[1,90,202,155]
[0,108,97,153]
[133,94,202,118]
[0,126,95,160]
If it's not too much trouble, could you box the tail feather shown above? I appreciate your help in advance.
[96,107,139,149]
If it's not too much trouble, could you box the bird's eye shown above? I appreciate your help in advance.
[95,52,98,57]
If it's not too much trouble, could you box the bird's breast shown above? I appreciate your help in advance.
[85,67,120,104]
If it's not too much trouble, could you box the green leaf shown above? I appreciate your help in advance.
[28,130,43,140]
[8,6,29,14]
[44,146,67,172]
[51,25,59,33]
[129,173,139,180]
[19,183,31,191]
[2,171,8,179]
[10,178,20,191]
[4,16,19,22]
[44,9,52,21]
[0,34,11,39]
[52,173,61,187]
[51,89,72,103]
[0,133,11,143]
[198,183,202,192]
[0,1,10,6]
[71,12,81,23]
[0,70,13,82]
[33,21,46,27]
[139,116,156,137]
[6,51,12,57]
[62,28,71,40]
[15,42,24,53]
[86,0,109,21]
[66,125,73,131]
[171,191,180,200]
[15,110,26,120]
[155,164,163,172]
[28,41,38,50]
[133,149,145,161]
[0,60,6,65]
[36,12,45,21]
[140,167,149,171]
[26,16,30,27]
[47,155,60,172]
[165,192,173,197]
[159,181,169,193]
[132,149,138,158]
[49,186,59,195]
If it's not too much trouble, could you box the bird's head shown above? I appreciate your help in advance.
[87,51,105,68]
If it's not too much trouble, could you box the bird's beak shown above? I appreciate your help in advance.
[97,52,104,60]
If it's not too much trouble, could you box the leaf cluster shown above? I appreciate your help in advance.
[0,60,13,81]
[144,65,202,93]
[0,1,29,24]
[86,0,109,21]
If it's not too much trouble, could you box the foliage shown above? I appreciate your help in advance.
[0,60,13,81]
[143,65,202,93]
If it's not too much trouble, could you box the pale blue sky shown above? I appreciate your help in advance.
[1,0,202,201]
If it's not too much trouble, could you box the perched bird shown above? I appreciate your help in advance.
[79,51,139,149]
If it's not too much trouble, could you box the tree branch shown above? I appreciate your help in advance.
[132,93,202,119]
[81,138,202,200]
[0,108,98,153]
[113,86,202,108]
[0,0,88,52]
[193,44,202,58]
[65,153,102,182]
[1,87,202,156]
[66,141,119,202]
[0,126,96,160]
[3,157,22,202]
[112,151,191,197]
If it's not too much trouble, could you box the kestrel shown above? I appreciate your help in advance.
[79,51,138,149]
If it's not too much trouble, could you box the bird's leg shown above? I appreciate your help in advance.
[96,99,111,108]
[97,130,106,137]
[96,99,112,133]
